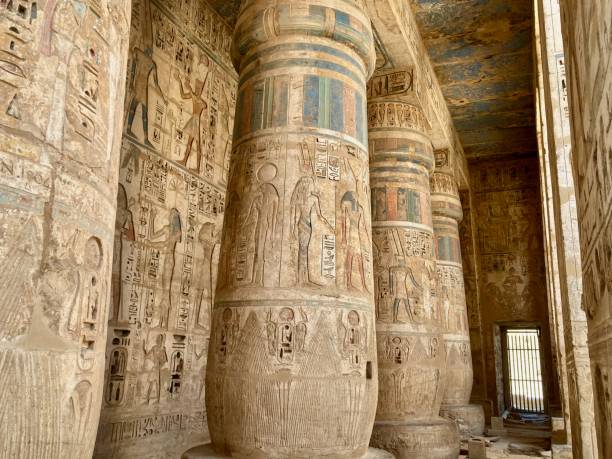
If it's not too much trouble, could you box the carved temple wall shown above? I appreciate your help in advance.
[93,1,236,457]
[559,0,612,456]
[470,157,561,418]
[458,190,488,415]
[534,0,598,456]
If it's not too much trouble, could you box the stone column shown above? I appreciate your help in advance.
[431,150,484,438]
[204,1,380,458]
[0,2,131,458]
[368,70,460,459]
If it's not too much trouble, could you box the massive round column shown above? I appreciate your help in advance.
[0,2,131,457]
[367,70,459,458]
[205,1,378,457]
[431,151,485,438]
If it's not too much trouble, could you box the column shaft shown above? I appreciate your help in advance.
[205,1,378,457]
[430,153,484,437]
[367,71,459,459]
[0,2,131,457]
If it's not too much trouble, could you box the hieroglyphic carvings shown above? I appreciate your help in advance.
[431,150,483,438]
[368,79,460,456]
[0,1,131,458]
[458,189,488,408]
[559,0,612,453]
[94,1,236,457]
[471,158,559,420]
[205,1,378,457]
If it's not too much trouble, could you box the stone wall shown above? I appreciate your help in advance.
[93,1,236,457]
[559,0,612,456]
[470,157,560,417]
[534,0,598,456]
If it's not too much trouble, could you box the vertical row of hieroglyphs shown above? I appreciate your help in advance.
[0,1,131,458]
[92,1,236,458]
[432,150,484,439]
[204,1,379,458]
[367,68,460,459]
[559,0,612,456]
[470,157,560,416]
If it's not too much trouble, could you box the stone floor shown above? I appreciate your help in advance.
[459,434,554,458]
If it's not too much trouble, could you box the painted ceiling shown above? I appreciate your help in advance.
[207,0,537,160]
[410,0,537,160]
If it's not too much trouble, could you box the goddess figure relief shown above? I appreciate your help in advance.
[240,163,279,287]
[290,176,333,287]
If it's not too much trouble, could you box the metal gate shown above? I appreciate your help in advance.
[504,328,545,413]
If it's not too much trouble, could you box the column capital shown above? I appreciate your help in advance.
[366,67,434,171]
[431,149,463,222]
[232,0,376,78]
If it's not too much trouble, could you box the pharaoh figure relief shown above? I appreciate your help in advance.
[205,0,379,457]
[95,0,236,458]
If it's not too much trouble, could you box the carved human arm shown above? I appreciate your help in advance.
[152,63,168,104]
[174,70,192,101]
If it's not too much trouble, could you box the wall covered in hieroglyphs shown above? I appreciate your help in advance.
[559,0,612,456]
[470,157,560,416]
[458,190,488,415]
[93,1,236,457]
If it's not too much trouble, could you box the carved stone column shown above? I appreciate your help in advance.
[431,150,484,438]
[368,70,460,458]
[204,1,380,458]
[0,2,131,458]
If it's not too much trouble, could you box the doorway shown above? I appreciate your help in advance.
[501,327,546,413]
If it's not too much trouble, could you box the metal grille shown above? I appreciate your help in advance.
[506,329,545,413]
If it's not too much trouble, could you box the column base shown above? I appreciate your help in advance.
[182,444,395,459]
[370,418,460,459]
[440,403,485,439]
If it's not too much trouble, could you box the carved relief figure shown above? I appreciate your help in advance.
[341,190,369,292]
[194,222,218,329]
[241,163,279,286]
[501,266,524,314]
[112,185,135,323]
[149,208,182,329]
[126,47,166,145]
[290,176,333,286]
[390,260,423,324]
[175,55,210,171]
[142,333,168,404]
